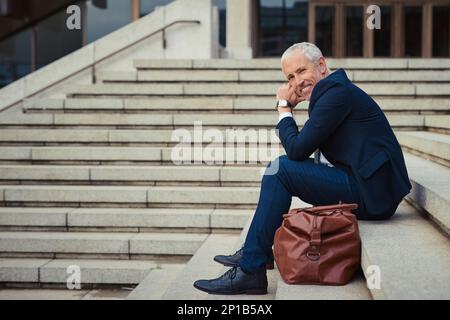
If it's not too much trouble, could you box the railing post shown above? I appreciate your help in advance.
[162,28,167,49]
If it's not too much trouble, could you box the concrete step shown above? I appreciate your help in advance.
[416,84,450,95]
[160,233,241,299]
[0,288,131,300]
[23,97,450,113]
[125,263,185,299]
[0,128,282,145]
[359,200,450,299]
[65,83,436,97]
[52,113,280,127]
[274,272,372,300]
[101,70,240,82]
[0,129,113,143]
[0,185,260,207]
[133,58,450,70]
[98,69,450,83]
[405,59,450,69]
[0,207,252,231]
[396,131,450,167]
[0,146,285,165]
[0,165,262,186]
[351,70,450,82]
[0,113,431,144]
[0,258,178,286]
[405,153,450,235]
[0,128,277,144]
[0,146,164,163]
[425,115,450,131]
[0,113,427,129]
[0,231,207,258]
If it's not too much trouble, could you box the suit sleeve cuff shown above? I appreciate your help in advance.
[278,112,293,124]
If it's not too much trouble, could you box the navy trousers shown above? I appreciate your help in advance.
[239,155,366,273]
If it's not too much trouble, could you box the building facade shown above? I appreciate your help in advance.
[229,0,450,58]
[0,0,449,87]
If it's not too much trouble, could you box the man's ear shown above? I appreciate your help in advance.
[318,57,327,75]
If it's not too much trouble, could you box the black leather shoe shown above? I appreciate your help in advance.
[193,267,268,295]
[213,247,275,270]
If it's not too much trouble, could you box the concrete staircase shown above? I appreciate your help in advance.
[0,58,449,299]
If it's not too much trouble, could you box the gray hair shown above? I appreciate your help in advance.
[281,42,323,64]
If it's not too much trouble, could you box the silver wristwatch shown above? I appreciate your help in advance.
[276,99,292,110]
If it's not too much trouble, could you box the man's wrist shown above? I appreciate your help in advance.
[277,106,292,114]
[278,111,293,123]
[275,99,292,110]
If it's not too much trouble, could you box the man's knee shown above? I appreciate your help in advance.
[264,155,289,176]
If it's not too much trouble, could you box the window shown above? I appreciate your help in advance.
[85,0,132,43]
[259,0,308,57]
[0,29,32,88]
[345,6,363,57]
[0,0,140,88]
[433,5,450,57]
[35,7,83,69]
[374,5,391,57]
[315,5,333,57]
[213,0,226,48]
[404,6,422,57]
[139,0,171,17]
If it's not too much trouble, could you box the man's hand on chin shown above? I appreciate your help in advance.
[276,83,305,114]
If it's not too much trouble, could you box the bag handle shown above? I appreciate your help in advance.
[297,201,358,215]
[306,215,321,261]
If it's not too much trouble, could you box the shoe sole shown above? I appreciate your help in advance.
[213,258,275,270]
[193,283,268,295]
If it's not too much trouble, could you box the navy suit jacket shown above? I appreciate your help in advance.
[276,69,412,218]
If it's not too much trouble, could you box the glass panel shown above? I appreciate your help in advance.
[86,0,132,43]
[315,5,333,57]
[345,6,363,57]
[140,0,171,17]
[35,6,83,69]
[259,0,308,57]
[259,0,283,57]
[286,0,308,46]
[374,5,391,57]
[404,6,422,57]
[0,29,32,88]
[213,0,226,47]
[433,6,450,57]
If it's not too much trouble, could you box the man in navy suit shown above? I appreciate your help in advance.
[193,42,411,295]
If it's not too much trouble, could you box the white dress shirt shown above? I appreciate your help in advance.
[278,112,293,123]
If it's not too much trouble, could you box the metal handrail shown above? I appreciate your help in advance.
[2,19,201,112]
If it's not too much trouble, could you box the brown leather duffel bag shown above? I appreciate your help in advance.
[274,202,361,285]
